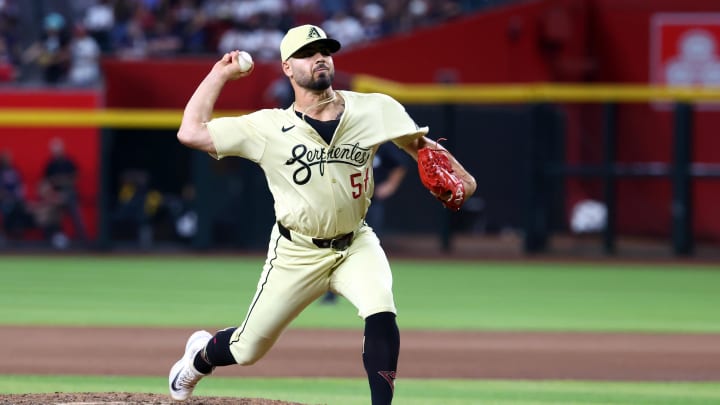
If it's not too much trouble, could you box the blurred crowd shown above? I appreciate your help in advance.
[0,0,509,247]
[1,139,87,249]
[0,0,504,87]
[1,136,196,249]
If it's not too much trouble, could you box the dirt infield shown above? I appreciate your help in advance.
[2,326,720,404]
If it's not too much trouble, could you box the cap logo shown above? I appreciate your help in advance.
[307,27,321,39]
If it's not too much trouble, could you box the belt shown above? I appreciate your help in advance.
[277,222,354,251]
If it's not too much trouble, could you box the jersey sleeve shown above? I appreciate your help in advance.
[206,113,267,162]
[378,93,429,144]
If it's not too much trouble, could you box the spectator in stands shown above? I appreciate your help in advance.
[198,2,234,53]
[408,0,432,25]
[174,0,210,54]
[144,18,182,57]
[406,0,463,31]
[168,183,198,242]
[320,0,353,19]
[109,0,140,54]
[0,150,30,243]
[0,8,19,82]
[321,10,365,50]
[112,169,162,249]
[83,0,115,53]
[7,0,477,77]
[21,12,72,85]
[359,2,387,41]
[217,18,251,55]
[434,0,463,22]
[70,0,99,21]
[381,0,413,34]
[0,33,15,82]
[250,13,284,61]
[42,137,88,243]
[68,23,101,86]
[114,18,149,59]
[289,0,326,27]
[31,177,69,249]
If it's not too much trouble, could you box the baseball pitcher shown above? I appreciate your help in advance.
[169,24,477,405]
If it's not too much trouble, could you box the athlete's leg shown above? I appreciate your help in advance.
[332,226,399,405]
[363,311,399,405]
[332,226,396,318]
[198,225,337,368]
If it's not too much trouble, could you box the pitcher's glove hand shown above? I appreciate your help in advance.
[417,139,465,211]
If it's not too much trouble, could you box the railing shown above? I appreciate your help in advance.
[2,79,719,255]
[352,77,720,255]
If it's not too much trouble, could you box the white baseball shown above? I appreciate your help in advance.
[237,51,254,72]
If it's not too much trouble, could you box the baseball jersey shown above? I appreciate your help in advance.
[206,90,428,239]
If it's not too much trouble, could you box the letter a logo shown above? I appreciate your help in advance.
[307,26,321,39]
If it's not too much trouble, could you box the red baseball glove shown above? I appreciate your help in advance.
[417,139,465,211]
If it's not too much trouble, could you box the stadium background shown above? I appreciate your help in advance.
[2,0,720,258]
[1,1,720,404]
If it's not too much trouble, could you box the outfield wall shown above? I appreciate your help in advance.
[1,0,719,248]
[98,0,720,244]
[0,90,100,240]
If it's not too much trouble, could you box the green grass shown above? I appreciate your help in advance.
[0,256,719,332]
[3,376,720,405]
[1,256,719,404]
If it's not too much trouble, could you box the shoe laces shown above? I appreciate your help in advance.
[176,365,202,390]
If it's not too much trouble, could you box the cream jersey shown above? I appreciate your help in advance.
[207,90,428,238]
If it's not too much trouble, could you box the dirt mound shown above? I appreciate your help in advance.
[0,393,304,405]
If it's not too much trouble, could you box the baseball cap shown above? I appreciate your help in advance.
[280,24,341,61]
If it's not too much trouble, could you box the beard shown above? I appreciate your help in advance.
[308,75,332,91]
[297,69,334,91]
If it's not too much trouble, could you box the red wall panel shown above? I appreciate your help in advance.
[0,90,100,240]
[578,0,720,241]
[102,58,282,110]
[97,0,720,243]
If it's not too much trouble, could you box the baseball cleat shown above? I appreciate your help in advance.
[169,330,213,401]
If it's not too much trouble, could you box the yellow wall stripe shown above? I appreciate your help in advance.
[2,77,720,128]
[0,109,248,128]
[352,75,720,103]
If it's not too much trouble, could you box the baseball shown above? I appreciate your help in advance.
[237,51,254,72]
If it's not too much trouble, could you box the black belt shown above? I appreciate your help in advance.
[277,222,354,251]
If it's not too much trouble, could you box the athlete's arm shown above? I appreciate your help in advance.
[397,136,478,201]
[177,51,252,154]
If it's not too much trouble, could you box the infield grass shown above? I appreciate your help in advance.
[0,255,719,332]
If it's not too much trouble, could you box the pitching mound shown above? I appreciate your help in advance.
[0,393,303,404]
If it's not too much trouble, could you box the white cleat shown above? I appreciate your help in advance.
[169,330,213,401]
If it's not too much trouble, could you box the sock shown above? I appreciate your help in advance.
[193,327,238,374]
[363,312,400,405]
